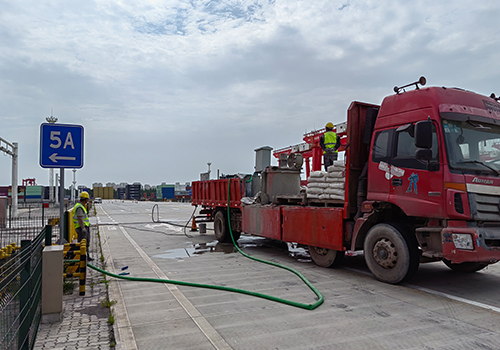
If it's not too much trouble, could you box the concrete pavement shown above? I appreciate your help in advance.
[35,200,500,349]
[34,225,115,350]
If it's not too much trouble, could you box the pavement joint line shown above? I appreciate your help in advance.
[116,224,233,350]
[408,285,500,314]
[100,207,138,350]
[344,266,500,314]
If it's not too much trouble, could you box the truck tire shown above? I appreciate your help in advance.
[214,210,240,243]
[308,246,345,268]
[443,259,488,273]
[364,223,419,284]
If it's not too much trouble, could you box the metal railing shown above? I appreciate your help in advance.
[0,217,59,249]
[0,225,51,350]
[6,203,70,223]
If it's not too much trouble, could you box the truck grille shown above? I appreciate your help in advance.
[468,193,500,221]
[485,239,500,248]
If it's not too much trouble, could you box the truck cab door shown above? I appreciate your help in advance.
[389,121,444,218]
[367,129,394,202]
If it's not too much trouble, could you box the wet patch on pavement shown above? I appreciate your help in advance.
[153,234,314,264]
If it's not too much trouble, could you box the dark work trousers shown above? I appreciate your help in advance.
[76,226,91,258]
[323,152,338,171]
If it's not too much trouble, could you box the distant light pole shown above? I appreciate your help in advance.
[46,113,58,203]
[71,169,77,203]
[55,173,59,204]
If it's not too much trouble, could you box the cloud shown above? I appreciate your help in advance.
[1,0,500,187]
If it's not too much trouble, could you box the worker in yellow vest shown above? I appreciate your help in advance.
[73,191,93,261]
[320,122,340,170]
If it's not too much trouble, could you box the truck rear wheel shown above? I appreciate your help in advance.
[214,210,240,243]
[308,246,345,268]
[443,259,488,273]
[364,223,419,284]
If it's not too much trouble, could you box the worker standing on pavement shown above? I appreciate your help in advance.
[320,122,341,170]
[73,191,93,261]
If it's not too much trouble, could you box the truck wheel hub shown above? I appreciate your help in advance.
[373,238,397,268]
[312,247,328,256]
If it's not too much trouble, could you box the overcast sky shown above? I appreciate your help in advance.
[1,0,500,188]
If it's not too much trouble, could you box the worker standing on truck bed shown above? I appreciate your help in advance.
[320,122,340,170]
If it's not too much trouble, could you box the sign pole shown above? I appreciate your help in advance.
[59,168,65,242]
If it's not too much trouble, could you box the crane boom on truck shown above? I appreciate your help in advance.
[192,77,500,284]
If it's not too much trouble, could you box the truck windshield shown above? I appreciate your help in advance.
[443,118,500,176]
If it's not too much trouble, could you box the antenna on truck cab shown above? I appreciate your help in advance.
[394,76,427,94]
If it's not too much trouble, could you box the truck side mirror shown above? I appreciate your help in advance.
[415,120,433,149]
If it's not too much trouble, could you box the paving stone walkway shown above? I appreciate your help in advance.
[34,225,114,350]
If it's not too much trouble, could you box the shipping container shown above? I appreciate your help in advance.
[117,188,126,199]
[162,186,175,200]
[0,186,8,197]
[25,185,43,196]
[8,186,25,199]
[25,195,42,203]
[104,187,114,199]
[93,186,103,198]
[126,183,141,200]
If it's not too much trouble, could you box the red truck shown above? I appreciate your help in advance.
[192,77,500,284]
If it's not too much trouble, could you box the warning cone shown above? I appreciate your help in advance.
[190,217,198,232]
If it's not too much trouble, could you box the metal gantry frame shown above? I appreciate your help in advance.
[0,136,18,217]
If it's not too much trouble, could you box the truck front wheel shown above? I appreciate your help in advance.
[364,223,419,284]
[308,246,345,268]
[214,210,240,243]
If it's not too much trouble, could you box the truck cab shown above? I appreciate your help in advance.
[356,84,500,283]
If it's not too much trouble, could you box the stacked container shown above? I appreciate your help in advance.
[25,185,43,202]
[156,184,175,200]
[93,186,115,199]
[8,186,25,202]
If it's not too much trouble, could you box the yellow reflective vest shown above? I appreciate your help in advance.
[323,131,338,154]
[73,202,90,229]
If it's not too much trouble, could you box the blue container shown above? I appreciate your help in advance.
[162,187,175,199]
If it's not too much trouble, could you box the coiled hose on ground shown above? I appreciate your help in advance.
[88,180,324,310]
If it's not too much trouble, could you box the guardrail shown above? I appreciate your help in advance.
[0,216,59,248]
[0,225,51,350]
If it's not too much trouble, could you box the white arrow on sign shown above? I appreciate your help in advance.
[49,153,76,163]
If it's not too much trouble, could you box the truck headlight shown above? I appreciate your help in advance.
[452,233,474,250]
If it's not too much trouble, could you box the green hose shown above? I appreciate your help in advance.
[88,263,318,309]
[87,179,324,310]
[225,179,323,310]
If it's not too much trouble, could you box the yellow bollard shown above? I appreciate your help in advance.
[79,239,87,296]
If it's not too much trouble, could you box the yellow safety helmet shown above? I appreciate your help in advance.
[325,122,334,128]
[79,191,90,199]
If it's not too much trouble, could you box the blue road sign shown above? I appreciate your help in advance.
[40,123,84,168]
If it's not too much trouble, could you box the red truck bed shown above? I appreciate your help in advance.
[191,178,245,209]
[241,204,345,251]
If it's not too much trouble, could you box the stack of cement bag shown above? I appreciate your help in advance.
[305,162,345,201]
